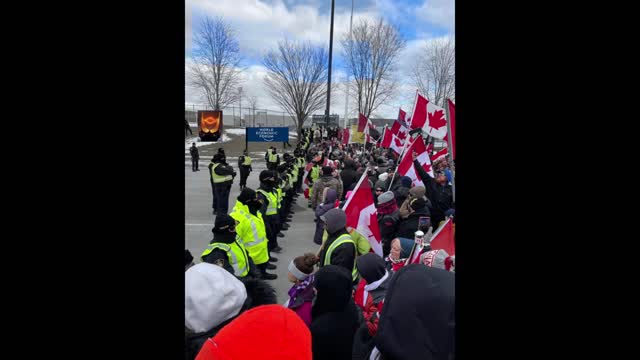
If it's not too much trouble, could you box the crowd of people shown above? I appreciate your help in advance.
[185,126,456,359]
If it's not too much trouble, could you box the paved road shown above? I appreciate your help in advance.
[185,162,319,303]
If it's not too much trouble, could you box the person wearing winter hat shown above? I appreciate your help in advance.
[285,253,320,327]
[352,254,392,357]
[387,237,414,272]
[370,264,455,360]
[195,305,312,360]
[399,185,428,219]
[256,170,283,256]
[420,249,453,271]
[392,175,412,207]
[185,263,247,360]
[210,152,236,215]
[373,179,387,205]
[395,197,432,240]
[376,191,401,257]
[310,265,362,360]
[311,165,343,210]
[201,214,252,278]
[313,188,338,245]
[230,188,277,280]
[317,208,358,283]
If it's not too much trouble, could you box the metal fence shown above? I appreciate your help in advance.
[185,104,310,129]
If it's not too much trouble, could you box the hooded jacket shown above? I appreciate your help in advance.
[373,265,455,360]
[311,175,343,209]
[353,253,392,351]
[311,266,362,360]
[314,189,338,245]
[395,204,432,240]
[414,159,453,226]
[399,186,428,218]
[184,268,278,360]
[339,160,359,199]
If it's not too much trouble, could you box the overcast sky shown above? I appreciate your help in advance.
[185,0,454,119]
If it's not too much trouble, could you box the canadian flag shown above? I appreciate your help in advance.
[381,126,405,155]
[446,99,455,159]
[398,108,407,126]
[429,217,455,256]
[342,172,383,256]
[431,147,448,162]
[342,127,350,145]
[390,120,408,141]
[397,135,434,187]
[358,113,375,133]
[410,92,448,139]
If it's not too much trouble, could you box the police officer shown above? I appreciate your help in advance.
[265,146,280,171]
[201,214,252,278]
[189,143,199,172]
[210,153,236,215]
[230,188,277,280]
[256,170,283,256]
[237,150,252,191]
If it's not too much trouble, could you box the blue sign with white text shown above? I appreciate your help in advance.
[246,127,289,142]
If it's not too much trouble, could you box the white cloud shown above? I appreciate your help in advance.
[417,0,455,32]
[190,0,378,60]
[186,0,454,119]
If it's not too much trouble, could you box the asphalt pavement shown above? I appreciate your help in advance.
[185,160,319,303]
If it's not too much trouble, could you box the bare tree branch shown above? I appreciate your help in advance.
[341,18,405,118]
[188,16,244,110]
[411,37,455,107]
[262,40,328,136]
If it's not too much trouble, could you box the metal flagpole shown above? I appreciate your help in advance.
[343,0,354,130]
[444,99,455,203]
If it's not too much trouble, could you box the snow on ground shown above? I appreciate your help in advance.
[185,134,232,149]
[224,128,247,136]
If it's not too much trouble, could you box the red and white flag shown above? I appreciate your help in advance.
[431,147,448,162]
[397,135,434,187]
[398,108,407,126]
[358,113,375,133]
[381,127,405,155]
[410,92,448,139]
[446,99,455,160]
[429,217,455,256]
[410,92,428,130]
[342,172,383,256]
[342,127,350,145]
[390,120,408,141]
[426,142,434,155]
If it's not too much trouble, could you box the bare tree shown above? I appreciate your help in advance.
[263,40,328,136]
[245,94,259,127]
[341,18,405,118]
[411,37,455,107]
[189,16,243,110]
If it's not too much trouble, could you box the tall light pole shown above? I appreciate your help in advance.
[344,0,354,129]
[238,87,243,126]
[324,0,335,128]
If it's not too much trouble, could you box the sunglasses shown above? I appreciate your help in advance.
[375,189,384,193]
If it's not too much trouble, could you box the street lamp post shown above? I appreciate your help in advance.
[325,0,335,128]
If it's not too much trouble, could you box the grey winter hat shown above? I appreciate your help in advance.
[374,180,387,191]
[320,208,347,234]
[377,191,395,205]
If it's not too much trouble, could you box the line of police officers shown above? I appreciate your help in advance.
[200,133,312,280]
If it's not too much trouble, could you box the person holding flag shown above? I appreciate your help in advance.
[412,150,453,228]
